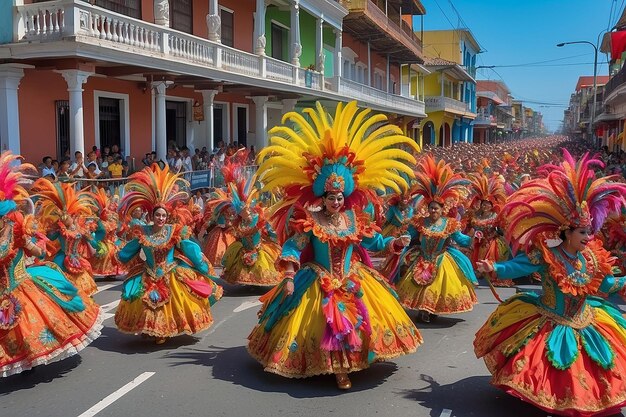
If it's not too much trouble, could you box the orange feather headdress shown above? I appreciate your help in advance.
[502,150,626,254]
[412,155,470,215]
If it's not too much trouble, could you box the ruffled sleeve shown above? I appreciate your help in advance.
[278,207,313,269]
[494,252,544,280]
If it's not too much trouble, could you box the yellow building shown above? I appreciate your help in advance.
[419,57,475,147]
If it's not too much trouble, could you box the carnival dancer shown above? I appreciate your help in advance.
[0,152,102,377]
[220,178,282,287]
[474,150,626,417]
[247,101,422,390]
[389,156,478,323]
[381,186,421,238]
[600,208,626,275]
[88,188,125,278]
[199,189,237,267]
[114,164,222,344]
[467,174,513,287]
[33,180,102,297]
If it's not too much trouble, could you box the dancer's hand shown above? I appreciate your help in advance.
[476,260,494,273]
[283,279,294,296]
[396,235,411,247]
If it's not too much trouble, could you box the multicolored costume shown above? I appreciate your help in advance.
[33,180,101,297]
[115,165,222,339]
[389,156,478,315]
[248,101,422,380]
[474,151,626,417]
[88,189,125,277]
[200,189,237,267]
[220,193,281,286]
[0,152,102,377]
[467,174,513,286]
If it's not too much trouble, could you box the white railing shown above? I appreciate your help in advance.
[13,0,324,92]
[337,77,425,116]
[425,96,470,113]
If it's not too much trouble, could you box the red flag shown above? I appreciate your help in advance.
[611,31,626,60]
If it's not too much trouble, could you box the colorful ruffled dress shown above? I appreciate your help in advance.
[202,213,236,267]
[49,221,99,297]
[114,223,222,337]
[91,215,125,277]
[248,208,422,378]
[392,216,478,314]
[1,213,102,377]
[469,211,513,287]
[221,212,281,286]
[474,241,626,417]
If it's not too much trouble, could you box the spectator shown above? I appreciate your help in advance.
[173,151,183,173]
[108,156,124,178]
[69,151,86,178]
[86,151,103,178]
[41,156,57,179]
[167,148,176,169]
[57,160,71,182]
[192,190,205,213]
[92,145,100,160]
[181,147,193,172]
[192,148,201,170]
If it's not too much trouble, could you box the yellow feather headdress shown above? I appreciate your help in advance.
[257,101,420,211]
[32,179,95,224]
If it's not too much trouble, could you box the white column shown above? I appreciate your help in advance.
[152,81,168,162]
[316,17,325,72]
[282,98,298,113]
[0,65,26,154]
[290,1,302,67]
[201,90,219,151]
[207,0,221,42]
[334,28,342,78]
[154,0,170,27]
[254,0,267,55]
[252,96,268,150]
[58,70,91,156]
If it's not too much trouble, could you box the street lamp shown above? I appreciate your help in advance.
[557,41,598,145]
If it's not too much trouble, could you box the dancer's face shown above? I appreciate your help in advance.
[480,200,493,213]
[153,207,168,228]
[428,202,442,221]
[565,227,593,252]
[324,192,344,214]
[131,207,142,219]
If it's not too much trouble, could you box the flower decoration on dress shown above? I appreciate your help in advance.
[118,163,189,219]
[412,155,469,215]
[0,151,38,216]
[257,101,420,214]
[468,173,507,211]
[502,149,626,254]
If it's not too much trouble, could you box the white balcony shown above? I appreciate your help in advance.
[7,0,422,117]
[425,95,473,116]
[336,77,426,117]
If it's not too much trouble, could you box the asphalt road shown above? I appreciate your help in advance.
[3,275,625,417]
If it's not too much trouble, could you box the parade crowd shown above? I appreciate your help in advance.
[4,101,626,417]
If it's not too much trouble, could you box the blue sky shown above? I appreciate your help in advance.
[415,0,615,132]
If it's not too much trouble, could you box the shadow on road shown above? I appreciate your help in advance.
[398,373,626,417]
[167,345,399,398]
[411,315,465,329]
[0,355,82,396]
[220,283,272,298]
[92,326,200,354]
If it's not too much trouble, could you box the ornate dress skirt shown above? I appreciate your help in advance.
[247,262,422,378]
[202,226,236,266]
[1,259,103,377]
[221,240,282,286]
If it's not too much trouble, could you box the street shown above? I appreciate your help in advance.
[4,276,623,417]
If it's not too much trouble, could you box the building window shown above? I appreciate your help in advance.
[55,100,70,161]
[93,0,141,19]
[271,22,287,61]
[221,8,234,47]
[98,97,122,151]
[171,0,192,34]
[166,101,188,150]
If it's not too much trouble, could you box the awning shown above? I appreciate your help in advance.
[595,112,622,122]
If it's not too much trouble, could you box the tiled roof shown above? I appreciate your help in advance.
[423,56,458,66]
[575,75,610,91]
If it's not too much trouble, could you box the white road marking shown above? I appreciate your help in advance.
[95,283,118,294]
[100,300,120,313]
[102,313,115,321]
[439,409,452,417]
[233,300,262,313]
[77,372,155,417]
